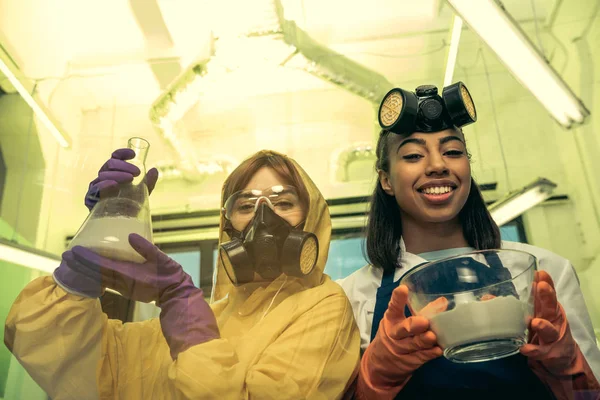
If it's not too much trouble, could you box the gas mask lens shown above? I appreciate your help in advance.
[224,185,303,229]
[461,85,476,120]
[379,90,404,128]
[378,87,418,133]
[442,81,477,127]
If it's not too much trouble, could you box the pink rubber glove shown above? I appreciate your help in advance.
[357,285,448,400]
[63,234,220,359]
[521,271,600,400]
[85,148,158,210]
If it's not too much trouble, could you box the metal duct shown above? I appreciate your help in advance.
[154,157,238,183]
[274,0,393,104]
[128,0,182,89]
[149,0,394,181]
[331,142,377,183]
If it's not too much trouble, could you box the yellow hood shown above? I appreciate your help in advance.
[211,150,331,303]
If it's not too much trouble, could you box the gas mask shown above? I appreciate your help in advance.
[220,202,319,286]
[378,81,477,134]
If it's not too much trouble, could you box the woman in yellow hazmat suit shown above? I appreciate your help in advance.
[5,149,361,400]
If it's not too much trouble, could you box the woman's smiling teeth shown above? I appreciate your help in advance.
[420,186,453,195]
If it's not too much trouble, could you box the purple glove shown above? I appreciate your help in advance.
[62,233,220,359]
[85,148,159,210]
[53,259,105,298]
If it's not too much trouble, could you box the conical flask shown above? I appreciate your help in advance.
[68,137,153,263]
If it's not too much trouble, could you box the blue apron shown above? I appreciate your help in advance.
[370,256,555,400]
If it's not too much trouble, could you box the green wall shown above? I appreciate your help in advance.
[0,219,46,399]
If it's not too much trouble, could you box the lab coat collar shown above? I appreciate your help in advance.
[394,238,429,282]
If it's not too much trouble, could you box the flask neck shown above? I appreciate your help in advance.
[127,137,149,186]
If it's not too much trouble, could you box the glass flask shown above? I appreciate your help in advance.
[68,137,153,263]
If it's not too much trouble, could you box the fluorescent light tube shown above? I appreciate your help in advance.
[0,238,60,274]
[444,15,463,87]
[0,58,70,148]
[447,0,589,128]
[0,238,127,297]
[488,177,557,226]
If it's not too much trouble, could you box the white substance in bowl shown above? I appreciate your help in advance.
[429,296,527,349]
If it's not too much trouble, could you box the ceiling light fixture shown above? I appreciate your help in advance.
[443,15,463,87]
[0,57,70,147]
[447,0,590,128]
[0,238,60,274]
[488,177,557,226]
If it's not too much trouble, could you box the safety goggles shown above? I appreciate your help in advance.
[223,185,304,224]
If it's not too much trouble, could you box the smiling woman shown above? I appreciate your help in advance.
[368,125,499,271]
[380,130,472,229]
[338,82,600,400]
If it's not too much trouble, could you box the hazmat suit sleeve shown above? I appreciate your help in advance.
[5,276,360,400]
[170,288,360,400]
[4,276,171,400]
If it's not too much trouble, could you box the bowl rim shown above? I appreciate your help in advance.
[399,248,538,297]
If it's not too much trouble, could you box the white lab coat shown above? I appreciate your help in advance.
[337,240,600,381]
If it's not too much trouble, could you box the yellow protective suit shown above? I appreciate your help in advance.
[4,151,361,400]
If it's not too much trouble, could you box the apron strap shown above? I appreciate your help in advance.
[370,263,428,342]
[370,268,396,341]
[484,251,505,270]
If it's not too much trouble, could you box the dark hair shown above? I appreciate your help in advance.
[222,150,310,210]
[366,130,501,273]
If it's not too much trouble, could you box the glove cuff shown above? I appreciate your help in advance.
[158,286,220,360]
[53,262,103,298]
[356,331,412,400]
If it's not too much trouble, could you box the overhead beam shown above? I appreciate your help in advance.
[129,0,182,89]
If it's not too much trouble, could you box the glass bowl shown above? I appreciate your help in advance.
[399,249,536,363]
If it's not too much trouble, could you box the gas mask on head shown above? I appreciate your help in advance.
[378,81,477,134]
[220,200,319,286]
